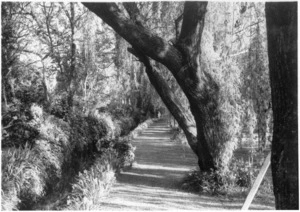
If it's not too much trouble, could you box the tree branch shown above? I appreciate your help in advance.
[175,13,183,42]
[82,3,182,74]
[123,2,144,25]
[178,2,207,46]
[175,2,208,74]
[234,20,264,34]
[127,47,150,67]
[3,119,17,130]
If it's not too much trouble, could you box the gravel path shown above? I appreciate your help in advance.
[99,118,274,210]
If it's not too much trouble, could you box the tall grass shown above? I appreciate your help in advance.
[66,153,116,210]
[1,145,47,210]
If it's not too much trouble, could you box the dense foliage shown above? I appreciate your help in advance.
[1,3,160,210]
[1,100,149,210]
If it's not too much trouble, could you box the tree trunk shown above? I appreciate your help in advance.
[67,2,76,109]
[83,2,233,171]
[129,48,198,155]
[265,2,298,209]
[2,82,8,113]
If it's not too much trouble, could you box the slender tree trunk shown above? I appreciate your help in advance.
[9,78,16,100]
[83,73,88,112]
[66,2,76,110]
[41,62,50,108]
[265,2,298,209]
[2,82,8,113]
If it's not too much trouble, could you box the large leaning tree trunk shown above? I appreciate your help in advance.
[83,2,232,171]
[128,47,198,155]
[122,3,198,156]
[265,2,298,209]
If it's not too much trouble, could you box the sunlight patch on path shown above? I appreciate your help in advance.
[132,163,194,172]
[120,171,164,179]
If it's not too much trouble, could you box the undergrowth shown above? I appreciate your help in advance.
[63,120,150,210]
[1,102,146,210]
[66,153,116,210]
[1,145,47,210]
[181,156,271,196]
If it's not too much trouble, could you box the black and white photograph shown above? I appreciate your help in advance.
[1,1,298,210]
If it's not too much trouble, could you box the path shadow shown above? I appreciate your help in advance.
[117,167,190,189]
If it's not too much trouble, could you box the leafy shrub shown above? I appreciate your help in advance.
[128,119,153,138]
[95,137,135,170]
[1,104,73,210]
[34,139,63,185]
[50,93,70,119]
[86,114,109,141]
[15,84,46,107]
[106,103,133,120]
[105,102,147,130]
[231,159,255,188]
[182,170,225,195]
[29,103,44,123]
[10,66,47,108]
[31,105,71,182]
[182,158,259,195]
[131,109,147,126]
[39,115,71,148]
[116,117,137,136]
[66,154,116,210]
[55,114,106,192]
[1,102,144,210]
[113,121,122,138]
[2,100,39,148]
[2,122,39,148]
[64,119,140,210]
[68,113,108,152]
[113,137,136,169]
[92,112,116,139]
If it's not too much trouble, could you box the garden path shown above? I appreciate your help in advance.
[100,118,274,210]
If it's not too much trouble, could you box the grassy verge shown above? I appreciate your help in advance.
[62,118,154,210]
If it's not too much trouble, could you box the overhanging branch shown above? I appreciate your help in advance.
[82,2,182,74]
[123,2,144,25]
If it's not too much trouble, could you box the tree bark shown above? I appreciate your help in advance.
[83,2,232,171]
[2,82,8,113]
[265,2,298,209]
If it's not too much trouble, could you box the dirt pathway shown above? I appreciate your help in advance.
[99,118,274,210]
